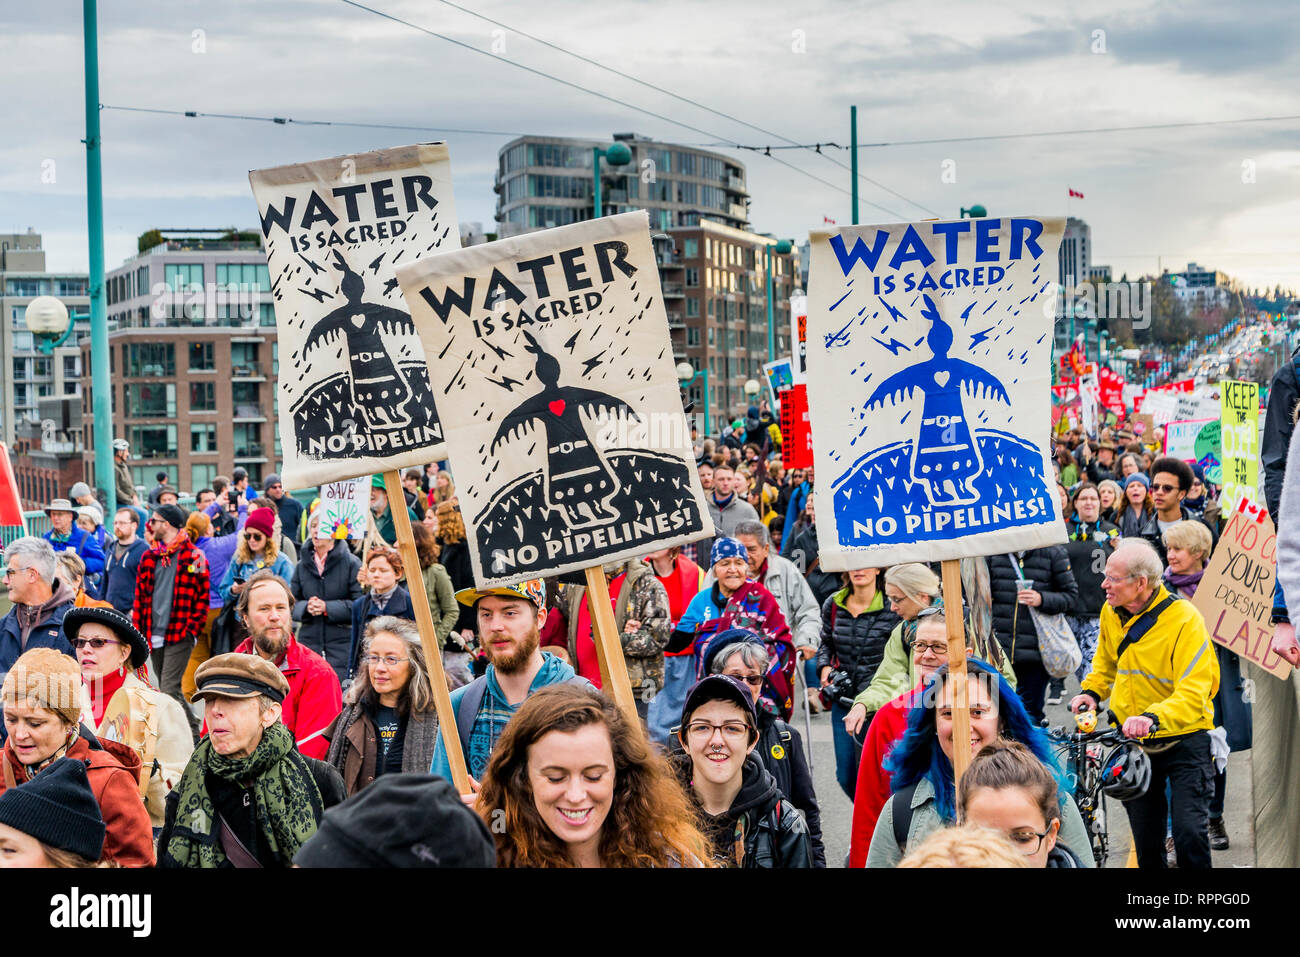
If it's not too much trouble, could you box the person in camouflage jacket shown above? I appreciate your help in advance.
[563,559,670,713]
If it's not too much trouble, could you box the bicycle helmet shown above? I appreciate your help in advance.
[1099,741,1151,801]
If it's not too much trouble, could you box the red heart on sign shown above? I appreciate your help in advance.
[548,399,566,417]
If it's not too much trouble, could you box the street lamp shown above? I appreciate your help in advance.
[24,296,86,354]
[765,238,794,361]
[592,142,632,218]
[677,361,710,437]
[960,204,987,218]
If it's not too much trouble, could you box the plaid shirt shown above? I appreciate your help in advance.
[133,532,209,646]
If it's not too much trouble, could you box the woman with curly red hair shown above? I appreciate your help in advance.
[475,684,711,867]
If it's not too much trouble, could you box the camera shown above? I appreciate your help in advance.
[820,668,855,710]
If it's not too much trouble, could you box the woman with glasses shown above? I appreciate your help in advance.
[217,507,293,608]
[865,658,1092,868]
[323,617,441,796]
[816,565,900,799]
[958,739,1087,867]
[67,606,193,827]
[671,674,812,868]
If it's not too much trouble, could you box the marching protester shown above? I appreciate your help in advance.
[707,633,825,866]
[324,617,441,796]
[133,503,209,739]
[1063,482,1120,683]
[0,758,107,868]
[1070,538,1219,869]
[401,469,428,520]
[990,543,1078,723]
[1162,520,1249,852]
[561,558,670,716]
[218,506,293,607]
[1096,479,1123,524]
[231,570,341,761]
[817,564,900,798]
[897,823,1029,869]
[1140,456,1218,564]
[670,674,813,868]
[476,684,712,867]
[147,472,170,508]
[866,658,1092,868]
[642,545,705,745]
[435,500,478,643]
[958,739,1088,867]
[432,471,455,508]
[431,580,591,793]
[101,507,148,616]
[69,606,193,826]
[348,546,415,683]
[55,552,111,610]
[369,475,419,546]
[185,510,242,700]
[158,652,343,868]
[408,523,464,686]
[292,509,363,684]
[261,474,303,549]
[1115,473,1154,537]
[848,611,963,867]
[0,648,154,866]
[42,498,105,581]
[0,538,77,735]
[1085,440,1119,484]
[706,463,759,553]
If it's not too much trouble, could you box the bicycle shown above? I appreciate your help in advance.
[1045,710,1151,867]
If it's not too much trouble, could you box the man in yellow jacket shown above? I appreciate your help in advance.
[1070,538,1219,869]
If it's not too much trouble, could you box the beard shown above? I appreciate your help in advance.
[252,623,290,659]
[488,628,540,675]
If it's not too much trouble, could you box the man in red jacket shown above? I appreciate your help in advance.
[230,570,341,760]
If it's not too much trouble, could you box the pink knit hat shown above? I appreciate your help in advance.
[245,507,276,539]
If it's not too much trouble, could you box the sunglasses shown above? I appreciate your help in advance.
[246,531,266,541]
[1150,483,1179,493]
[71,637,121,650]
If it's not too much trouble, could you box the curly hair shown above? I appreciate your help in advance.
[897,825,1029,868]
[476,685,713,868]
[435,501,465,545]
[410,522,440,569]
[233,515,281,566]
[364,545,404,579]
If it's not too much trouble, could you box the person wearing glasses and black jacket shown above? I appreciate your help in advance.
[1137,457,1219,566]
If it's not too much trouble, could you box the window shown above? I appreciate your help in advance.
[125,382,176,417]
[189,381,216,411]
[259,303,276,326]
[191,463,217,492]
[233,423,264,457]
[232,382,261,417]
[12,331,32,351]
[271,341,279,376]
[126,343,174,376]
[677,152,698,177]
[56,279,87,297]
[686,327,700,347]
[685,268,699,288]
[686,297,699,317]
[191,424,217,452]
[684,239,698,258]
[32,357,51,378]
[215,262,270,291]
[188,342,214,371]
[164,263,203,292]
[62,355,79,379]
[129,424,177,459]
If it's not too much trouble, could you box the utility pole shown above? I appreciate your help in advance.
[850,106,859,225]
[83,0,114,501]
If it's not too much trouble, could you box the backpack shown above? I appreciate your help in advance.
[454,674,595,769]
[891,780,921,854]
[97,686,161,799]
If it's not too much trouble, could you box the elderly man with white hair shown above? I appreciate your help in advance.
[0,537,77,741]
[1070,537,1219,870]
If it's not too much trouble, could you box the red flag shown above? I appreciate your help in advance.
[0,443,26,530]
[1068,188,1084,199]
[823,216,837,225]
[778,386,813,469]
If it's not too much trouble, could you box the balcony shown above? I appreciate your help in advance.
[728,204,748,223]
[666,311,685,329]
[726,175,747,194]
[656,252,683,268]
[662,282,684,298]
[231,362,263,379]
[233,404,266,420]
[234,442,265,458]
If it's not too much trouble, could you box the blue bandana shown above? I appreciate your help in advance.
[710,537,749,566]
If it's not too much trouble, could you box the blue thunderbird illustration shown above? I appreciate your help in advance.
[864,293,1009,505]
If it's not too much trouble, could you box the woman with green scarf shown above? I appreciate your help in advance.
[158,653,338,868]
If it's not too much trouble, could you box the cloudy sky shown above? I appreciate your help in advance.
[3,0,1298,292]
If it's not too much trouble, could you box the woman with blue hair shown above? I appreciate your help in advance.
[865,658,1093,868]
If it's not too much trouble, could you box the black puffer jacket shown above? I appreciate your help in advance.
[782,522,841,607]
[1063,518,1119,617]
[673,753,813,868]
[291,540,362,683]
[816,588,901,696]
[989,547,1078,666]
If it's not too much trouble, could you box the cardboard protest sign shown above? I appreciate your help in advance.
[316,476,370,539]
[762,357,794,409]
[804,216,1067,568]
[1191,498,1291,679]
[790,291,808,384]
[1133,413,1155,441]
[250,144,459,489]
[1219,379,1260,508]
[778,385,813,469]
[1164,418,1222,483]
[394,210,713,587]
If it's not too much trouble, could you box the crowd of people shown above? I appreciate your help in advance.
[0,377,1290,870]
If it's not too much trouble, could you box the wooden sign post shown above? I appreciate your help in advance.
[941,560,973,784]
[583,567,640,727]
[383,470,470,794]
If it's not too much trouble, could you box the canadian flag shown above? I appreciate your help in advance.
[823,216,837,225]
[1068,188,1084,199]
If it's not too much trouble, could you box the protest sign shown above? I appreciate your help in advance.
[0,443,25,531]
[1163,417,1222,483]
[395,210,713,587]
[778,385,813,469]
[790,291,808,384]
[804,216,1067,570]
[762,357,794,408]
[1219,379,1260,509]
[1191,498,1291,679]
[1079,371,1098,436]
[1142,390,1179,425]
[316,476,370,539]
[1133,413,1155,441]
[1175,389,1220,422]
[250,143,459,490]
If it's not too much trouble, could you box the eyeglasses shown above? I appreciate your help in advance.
[364,654,409,667]
[266,484,282,491]
[1,565,29,579]
[71,637,121,650]
[913,641,949,655]
[1101,573,1136,583]
[725,673,765,689]
[1006,828,1050,854]
[684,720,750,741]
[1150,483,1179,493]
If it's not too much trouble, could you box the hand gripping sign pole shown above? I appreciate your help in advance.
[582,568,641,726]
[382,470,470,793]
[941,561,973,784]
